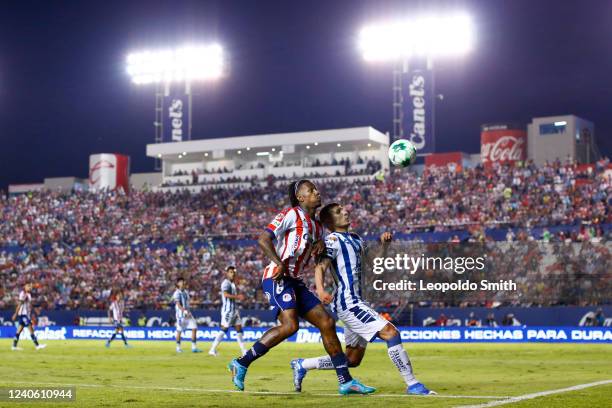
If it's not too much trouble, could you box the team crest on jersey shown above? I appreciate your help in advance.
[282,293,292,302]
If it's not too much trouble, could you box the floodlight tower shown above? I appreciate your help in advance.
[359,13,474,147]
[126,44,224,169]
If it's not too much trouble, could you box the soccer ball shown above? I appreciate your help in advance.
[388,139,417,167]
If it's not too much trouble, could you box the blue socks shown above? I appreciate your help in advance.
[237,341,269,367]
[331,353,353,384]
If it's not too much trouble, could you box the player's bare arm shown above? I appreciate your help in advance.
[311,239,325,258]
[258,231,287,280]
[12,300,21,321]
[224,291,245,301]
[314,258,333,304]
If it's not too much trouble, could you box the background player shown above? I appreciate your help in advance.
[11,283,46,351]
[209,266,247,356]
[172,278,202,353]
[228,180,375,395]
[105,290,131,348]
[291,203,435,395]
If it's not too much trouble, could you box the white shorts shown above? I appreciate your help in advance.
[337,302,388,348]
[176,316,197,331]
[220,310,241,328]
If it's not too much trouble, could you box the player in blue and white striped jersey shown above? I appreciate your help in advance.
[172,278,202,353]
[209,266,247,356]
[291,203,435,395]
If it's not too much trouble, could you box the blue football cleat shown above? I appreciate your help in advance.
[124,344,133,349]
[339,379,376,395]
[192,348,203,353]
[290,358,307,392]
[228,359,247,391]
[407,382,436,395]
[105,342,110,348]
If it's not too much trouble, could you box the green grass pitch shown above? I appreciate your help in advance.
[1,340,610,407]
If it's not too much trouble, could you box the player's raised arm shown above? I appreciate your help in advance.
[314,257,333,304]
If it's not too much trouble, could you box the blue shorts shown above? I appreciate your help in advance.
[113,320,124,329]
[262,277,320,317]
[16,315,31,327]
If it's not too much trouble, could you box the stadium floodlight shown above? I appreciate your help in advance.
[358,13,474,62]
[126,44,224,85]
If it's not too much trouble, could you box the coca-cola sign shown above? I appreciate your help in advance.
[481,128,527,167]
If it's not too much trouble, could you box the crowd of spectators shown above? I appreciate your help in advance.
[165,158,383,187]
[0,244,267,311]
[1,157,610,311]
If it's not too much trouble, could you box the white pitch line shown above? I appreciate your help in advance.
[3,381,508,399]
[454,379,612,408]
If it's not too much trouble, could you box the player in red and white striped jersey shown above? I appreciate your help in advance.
[105,291,131,348]
[228,180,375,395]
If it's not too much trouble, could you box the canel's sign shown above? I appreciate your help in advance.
[403,68,434,153]
[163,89,189,142]
[168,99,184,142]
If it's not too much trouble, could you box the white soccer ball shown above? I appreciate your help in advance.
[388,139,417,167]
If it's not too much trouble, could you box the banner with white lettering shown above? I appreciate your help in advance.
[0,326,609,343]
[163,90,188,142]
[403,68,435,153]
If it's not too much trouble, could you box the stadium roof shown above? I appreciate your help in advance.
[146,126,389,161]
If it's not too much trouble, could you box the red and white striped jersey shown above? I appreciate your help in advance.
[17,290,32,317]
[262,206,323,280]
[110,299,125,321]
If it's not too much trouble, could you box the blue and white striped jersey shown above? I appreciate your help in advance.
[172,289,190,319]
[323,232,365,312]
[221,279,237,314]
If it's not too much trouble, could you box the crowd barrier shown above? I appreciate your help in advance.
[1,306,609,328]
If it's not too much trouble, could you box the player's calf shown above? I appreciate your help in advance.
[378,323,436,395]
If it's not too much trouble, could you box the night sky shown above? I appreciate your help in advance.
[1,0,611,190]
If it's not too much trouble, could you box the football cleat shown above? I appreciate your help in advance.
[339,379,376,395]
[124,344,133,349]
[290,358,307,392]
[105,342,110,348]
[228,359,247,391]
[35,344,47,350]
[192,348,203,353]
[11,346,23,351]
[407,382,436,395]
[208,350,218,357]
[176,348,183,353]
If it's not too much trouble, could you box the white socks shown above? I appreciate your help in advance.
[210,331,225,353]
[387,344,418,386]
[302,356,334,370]
[236,332,246,354]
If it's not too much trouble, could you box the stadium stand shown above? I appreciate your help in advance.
[1,158,609,314]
